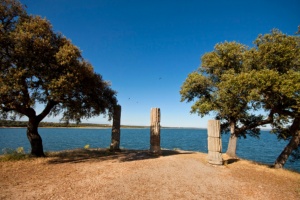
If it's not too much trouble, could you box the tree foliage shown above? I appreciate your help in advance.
[0,0,117,122]
[181,42,248,117]
[0,0,118,156]
[180,42,271,157]
[249,29,300,167]
[181,29,300,164]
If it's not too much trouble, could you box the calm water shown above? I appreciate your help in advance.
[0,128,299,172]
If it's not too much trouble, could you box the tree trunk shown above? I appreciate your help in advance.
[274,131,300,169]
[226,121,238,158]
[27,118,45,157]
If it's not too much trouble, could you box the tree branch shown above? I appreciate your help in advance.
[36,100,58,123]
[236,110,274,134]
[289,116,300,136]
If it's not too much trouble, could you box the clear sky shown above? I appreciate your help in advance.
[21,0,299,128]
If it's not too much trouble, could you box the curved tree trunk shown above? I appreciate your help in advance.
[226,121,238,158]
[274,131,300,169]
[25,101,57,157]
[27,117,45,157]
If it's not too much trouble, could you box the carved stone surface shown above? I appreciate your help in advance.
[207,120,223,165]
[150,108,161,155]
[207,151,223,165]
[207,137,222,152]
[110,105,121,151]
[207,120,221,137]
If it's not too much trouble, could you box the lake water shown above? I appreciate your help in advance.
[0,128,299,172]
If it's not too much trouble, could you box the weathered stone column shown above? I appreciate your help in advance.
[207,120,223,165]
[150,108,161,155]
[110,105,121,151]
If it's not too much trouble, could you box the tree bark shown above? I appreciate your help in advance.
[274,133,300,168]
[27,117,45,157]
[25,101,57,157]
[226,121,238,158]
[274,117,300,168]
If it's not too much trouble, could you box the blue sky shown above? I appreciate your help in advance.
[21,0,299,128]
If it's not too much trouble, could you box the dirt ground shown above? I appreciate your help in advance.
[0,149,299,200]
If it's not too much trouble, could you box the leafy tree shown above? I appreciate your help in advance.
[222,68,300,168]
[188,29,300,168]
[247,29,300,168]
[0,0,118,157]
[181,28,299,167]
[180,42,273,158]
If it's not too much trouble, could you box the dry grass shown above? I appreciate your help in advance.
[1,149,299,200]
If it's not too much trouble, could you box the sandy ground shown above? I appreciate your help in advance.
[0,149,300,200]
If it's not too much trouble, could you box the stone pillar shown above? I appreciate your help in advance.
[110,105,121,151]
[150,108,161,155]
[207,120,223,165]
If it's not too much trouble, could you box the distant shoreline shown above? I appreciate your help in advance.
[0,120,270,130]
[0,126,270,131]
[0,120,206,129]
[0,126,207,129]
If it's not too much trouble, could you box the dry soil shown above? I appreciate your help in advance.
[0,149,299,200]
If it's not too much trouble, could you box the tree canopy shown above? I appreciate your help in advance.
[247,29,300,168]
[180,41,271,157]
[181,29,300,167]
[0,0,118,156]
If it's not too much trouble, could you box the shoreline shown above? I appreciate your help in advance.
[0,126,208,129]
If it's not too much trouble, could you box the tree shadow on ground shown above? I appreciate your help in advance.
[221,154,240,165]
[222,156,276,169]
[46,149,194,164]
[223,158,240,165]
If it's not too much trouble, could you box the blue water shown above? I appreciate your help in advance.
[0,128,299,172]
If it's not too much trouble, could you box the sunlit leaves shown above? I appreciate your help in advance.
[201,42,248,78]
[0,0,117,122]
[55,41,81,66]
[180,29,300,145]
[254,29,300,73]
[181,41,251,124]
[180,72,212,102]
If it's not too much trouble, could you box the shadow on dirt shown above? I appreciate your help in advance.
[223,158,240,165]
[46,149,194,164]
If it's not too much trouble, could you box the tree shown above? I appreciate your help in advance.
[0,0,118,157]
[202,29,300,168]
[181,28,300,168]
[223,68,300,168]
[180,42,273,158]
[248,29,300,168]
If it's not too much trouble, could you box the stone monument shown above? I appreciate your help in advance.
[207,120,223,165]
[150,108,161,155]
[110,105,121,151]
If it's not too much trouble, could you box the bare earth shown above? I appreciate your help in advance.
[1,149,299,200]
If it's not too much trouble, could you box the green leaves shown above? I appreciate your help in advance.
[180,28,300,142]
[180,42,251,122]
[201,41,248,77]
[254,29,300,73]
[0,0,117,123]
[180,72,212,102]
